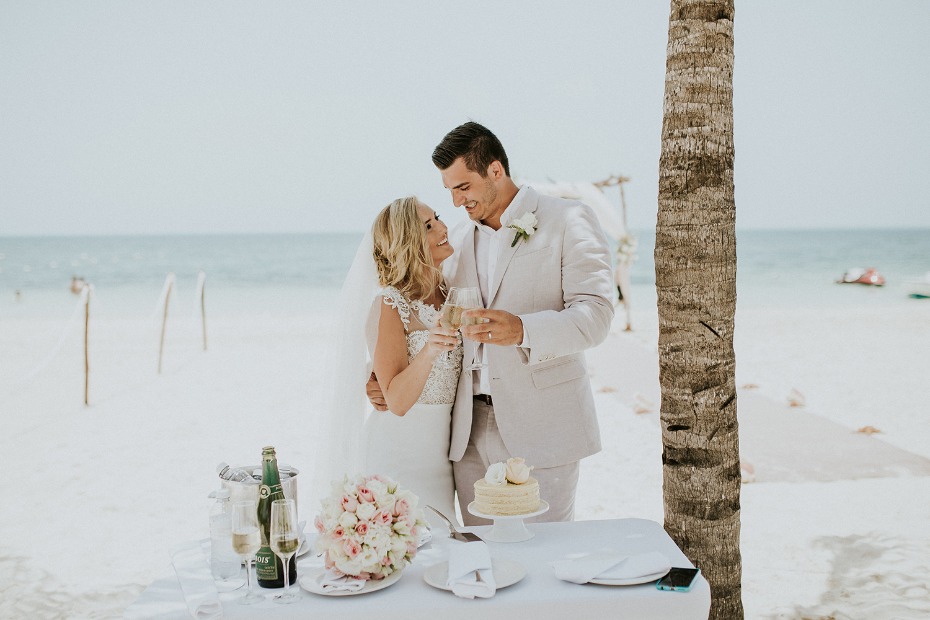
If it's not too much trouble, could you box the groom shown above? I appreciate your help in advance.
[371,122,614,524]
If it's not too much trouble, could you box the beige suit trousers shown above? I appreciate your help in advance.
[453,398,579,526]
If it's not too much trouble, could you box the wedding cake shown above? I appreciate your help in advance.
[473,458,540,515]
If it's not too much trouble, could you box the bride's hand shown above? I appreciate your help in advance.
[425,325,459,358]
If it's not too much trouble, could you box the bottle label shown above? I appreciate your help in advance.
[259,483,282,499]
[255,546,279,582]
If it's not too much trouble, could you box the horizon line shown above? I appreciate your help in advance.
[3,226,929,239]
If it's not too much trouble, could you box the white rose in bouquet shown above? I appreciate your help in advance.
[314,474,427,580]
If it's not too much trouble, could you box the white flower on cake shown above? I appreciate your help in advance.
[505,457,533,484]
[485,462,507,486]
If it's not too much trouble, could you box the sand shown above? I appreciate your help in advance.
[1,296,929,618]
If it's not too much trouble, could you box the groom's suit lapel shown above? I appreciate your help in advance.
[459,225,481,290]
[488,187,539,307]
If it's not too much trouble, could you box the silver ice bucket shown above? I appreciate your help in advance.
[219,465,300,514]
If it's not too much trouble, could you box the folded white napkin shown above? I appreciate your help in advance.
[550,550,671,584]
[170,541,224,619]
[320,569,366,593]
[445,541,496,599]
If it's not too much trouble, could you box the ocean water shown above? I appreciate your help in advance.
[0,229,928,321]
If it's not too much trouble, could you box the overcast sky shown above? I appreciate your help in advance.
[1,1,928,235]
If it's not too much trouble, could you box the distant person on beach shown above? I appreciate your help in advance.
[353,196,461,525]
[368,122,614,524]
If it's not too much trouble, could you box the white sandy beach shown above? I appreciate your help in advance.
[1,292,929,619]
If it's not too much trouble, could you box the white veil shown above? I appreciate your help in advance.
[308,229,382,511]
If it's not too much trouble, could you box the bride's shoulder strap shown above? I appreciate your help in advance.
[380,286,411,330]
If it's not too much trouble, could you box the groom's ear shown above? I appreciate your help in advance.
[487,160,505,181]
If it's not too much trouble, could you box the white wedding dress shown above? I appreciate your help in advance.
[361,287,462,529]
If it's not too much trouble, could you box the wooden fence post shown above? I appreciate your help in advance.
[83,284,91,405]
[158,273,175,374]
[197,270,207,351]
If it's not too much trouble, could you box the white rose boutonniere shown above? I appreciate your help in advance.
[507,212,538,247]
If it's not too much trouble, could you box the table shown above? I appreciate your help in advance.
[125,518,711,619]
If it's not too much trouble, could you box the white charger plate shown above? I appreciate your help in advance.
[299,566,403,596]
[588,569,669,586]
[423,558,526,591]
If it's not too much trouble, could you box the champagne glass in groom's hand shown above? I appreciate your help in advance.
[455,287,488,371]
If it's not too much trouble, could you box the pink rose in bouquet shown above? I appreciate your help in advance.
[314,474,427,580]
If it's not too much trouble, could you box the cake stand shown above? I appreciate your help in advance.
[466,500,549,543]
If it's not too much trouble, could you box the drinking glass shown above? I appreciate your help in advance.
[439,288,466,364]
[231,500,264,605]
[439,287,465,331]
[270,499,300,604]
[455,287,488,370]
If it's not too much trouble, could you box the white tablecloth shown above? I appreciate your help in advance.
[125,518,710,619]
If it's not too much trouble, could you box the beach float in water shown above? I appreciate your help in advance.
[836,267,885,286]
[905,272,930,299]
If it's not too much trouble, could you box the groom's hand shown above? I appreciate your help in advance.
[366,372,388,411]
[461,309,524,346]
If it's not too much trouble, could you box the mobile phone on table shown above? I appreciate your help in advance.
[655,567,700,592]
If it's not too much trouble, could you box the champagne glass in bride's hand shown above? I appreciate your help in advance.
[456,287,488,371]
[439,288,465,363]
[231,501,263,605]
[270,499,300,604]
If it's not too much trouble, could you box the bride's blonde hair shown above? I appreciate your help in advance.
[372,196,443,302]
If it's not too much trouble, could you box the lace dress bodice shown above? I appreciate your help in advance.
[381,287,462,405]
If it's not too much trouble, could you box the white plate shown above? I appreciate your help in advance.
[298,566,403,596]
[423,558,526,591]
[588,569,669,586]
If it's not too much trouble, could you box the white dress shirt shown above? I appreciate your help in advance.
[471,186,531,396]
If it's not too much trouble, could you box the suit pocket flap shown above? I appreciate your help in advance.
[531,358,585,389]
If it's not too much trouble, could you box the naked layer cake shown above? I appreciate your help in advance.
[473,457,540,516]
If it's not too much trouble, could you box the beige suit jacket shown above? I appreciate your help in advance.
[444,186,614,469]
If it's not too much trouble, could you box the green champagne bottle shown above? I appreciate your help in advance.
[255,446,297,588]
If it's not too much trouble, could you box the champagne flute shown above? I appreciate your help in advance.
[456,287,488,371]
[231,500,264,605]
[439,288,465,364]
[270,499,300,604]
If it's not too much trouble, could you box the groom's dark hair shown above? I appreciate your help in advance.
[432,122,510,177]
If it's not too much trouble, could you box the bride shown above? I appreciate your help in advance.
[314,196,461,528]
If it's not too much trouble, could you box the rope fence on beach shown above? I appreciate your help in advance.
[16,285,91,386]
[11,272,209,406]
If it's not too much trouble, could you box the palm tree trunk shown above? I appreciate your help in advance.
[656,1,743,618]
